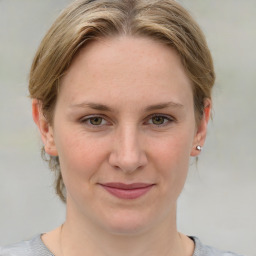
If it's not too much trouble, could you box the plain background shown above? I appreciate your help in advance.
[0,1,255,255]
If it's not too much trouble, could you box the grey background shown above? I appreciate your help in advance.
[0,1,255,255]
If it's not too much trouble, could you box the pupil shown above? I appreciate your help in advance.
[153,116,164,124]
[90,117,102,125]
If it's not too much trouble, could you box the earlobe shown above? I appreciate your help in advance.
[32,99,58,156]
[190,98,211,157]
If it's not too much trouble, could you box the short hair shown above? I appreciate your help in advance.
[29,0,215,202]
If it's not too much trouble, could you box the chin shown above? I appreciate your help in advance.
[100,208,158,236]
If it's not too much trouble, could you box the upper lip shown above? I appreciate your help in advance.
[100,183,155,190]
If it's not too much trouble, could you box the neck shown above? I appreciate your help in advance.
[59,202,193,256]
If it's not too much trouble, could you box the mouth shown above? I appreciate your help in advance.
[99,182,155,200]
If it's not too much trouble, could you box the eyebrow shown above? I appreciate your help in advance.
[145,102,184,111]
[70,101,184,112]
[70,102,114,112]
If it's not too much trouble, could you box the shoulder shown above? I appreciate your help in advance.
[192,237,244,256]
[0,235,53,256]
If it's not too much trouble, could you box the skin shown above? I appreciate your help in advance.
[33,36,211,256]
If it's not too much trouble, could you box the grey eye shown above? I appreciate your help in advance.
[89,117,103,125]
[151,116,165,125]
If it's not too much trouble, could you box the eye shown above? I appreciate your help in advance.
[147,115,173,127]
[80,115,108,127]
[152,116,166,125]
[89,116,103,125]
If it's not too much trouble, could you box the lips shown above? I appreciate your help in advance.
[99,183,155,199]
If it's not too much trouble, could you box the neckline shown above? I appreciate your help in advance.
[38,234,55,256]
[38,234,198,256]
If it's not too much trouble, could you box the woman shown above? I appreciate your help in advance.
[0,0,243,255]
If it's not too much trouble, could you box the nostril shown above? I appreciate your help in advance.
[109,151,148,173]
[108,129,148,173]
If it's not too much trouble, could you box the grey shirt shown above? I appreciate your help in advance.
[0,235,243,256]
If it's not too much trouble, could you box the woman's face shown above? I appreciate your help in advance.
[37,36,209,235]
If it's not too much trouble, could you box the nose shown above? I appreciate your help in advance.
[108,125,148,173]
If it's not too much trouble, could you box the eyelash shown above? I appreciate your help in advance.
[80,114,174,128]
[80,115,109,128]
[146,114,174,127]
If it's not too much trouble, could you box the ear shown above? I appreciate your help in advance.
[32,99,58,156]
[190,98,211,157]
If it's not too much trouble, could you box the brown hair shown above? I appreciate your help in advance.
[29,0,215,202]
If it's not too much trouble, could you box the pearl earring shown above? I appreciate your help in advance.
[196,145,202,151]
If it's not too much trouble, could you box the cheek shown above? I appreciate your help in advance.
[53,127,110,187]
[149,130,194,196]
[151,129,194,168]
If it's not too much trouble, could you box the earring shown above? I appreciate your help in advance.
[196,145,202,151]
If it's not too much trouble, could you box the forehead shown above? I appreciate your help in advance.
[60,36,193,108]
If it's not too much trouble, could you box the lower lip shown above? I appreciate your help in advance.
[101,185,154,199]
